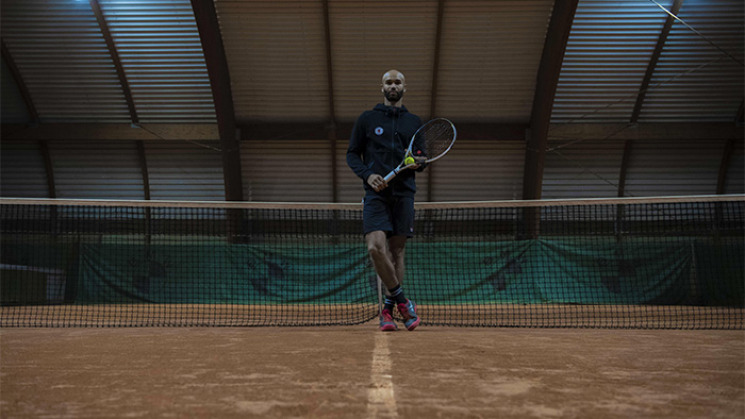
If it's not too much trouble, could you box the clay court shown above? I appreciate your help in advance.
[1,326,743,418]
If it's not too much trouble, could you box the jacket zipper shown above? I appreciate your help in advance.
[391,116,397,167]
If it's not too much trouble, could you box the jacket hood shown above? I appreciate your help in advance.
[373,103,409,116]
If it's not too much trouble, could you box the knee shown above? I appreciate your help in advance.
[389,241,406,262]
[390,250,405,265]
[367,241,386,259]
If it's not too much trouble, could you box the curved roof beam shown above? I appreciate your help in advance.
[191,0,243,202]
[322,0,338,202]
[631,0,684,123]
[522,0,579,202]
[1,39,56,198]
[428,0,445,121]
[1,39,38,124]
[89,0,138,125]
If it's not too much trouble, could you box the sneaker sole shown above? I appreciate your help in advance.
[380,323,397,332]
[405,317,421,331]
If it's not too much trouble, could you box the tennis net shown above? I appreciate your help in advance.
[1,195,743,328]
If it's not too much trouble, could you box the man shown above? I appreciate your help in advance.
[346,69,426,332]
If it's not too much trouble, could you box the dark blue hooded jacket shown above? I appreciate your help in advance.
[346,104,423,197]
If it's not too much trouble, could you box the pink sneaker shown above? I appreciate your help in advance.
[397,299,421,331]
[379,308,397,331]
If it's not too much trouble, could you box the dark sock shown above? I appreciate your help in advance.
[383,297,395,312]
[388,285,407,305]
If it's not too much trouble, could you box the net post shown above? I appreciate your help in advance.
[614,203,625,240]
[63,240,81,304]
[687,241,700,305]
[713,200,724,240]
[144,206,152,246]
[226,208,246,244]
[376,275,383,314]
[522,207,541,239]
[329,209,340,245]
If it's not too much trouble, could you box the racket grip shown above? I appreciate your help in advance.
[383,169,398,184]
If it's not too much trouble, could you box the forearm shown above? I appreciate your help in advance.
[346,152,374,181]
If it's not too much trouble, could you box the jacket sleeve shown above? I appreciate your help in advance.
[346,116,374,181]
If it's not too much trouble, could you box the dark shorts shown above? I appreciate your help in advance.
[363,194,415,237]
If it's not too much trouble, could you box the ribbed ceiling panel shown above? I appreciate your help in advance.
[331,0,436,121]
[0,141,48,198]
[542,139,624,199]
[0,0,130,122]
[217,0,328,123]
[337,139,364,203]
[146,141,225,201]
[624,139,724,197]
[430,140,525,201]
[0,57,30,123]
[242,140,332,202]
[50,141,145,200]
[639,0,744,122]
[725,140,744,194]
[437,0,553,122]
[552,0,673,123]
[99,0,216,123]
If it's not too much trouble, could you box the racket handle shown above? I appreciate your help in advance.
[383,168,399,184]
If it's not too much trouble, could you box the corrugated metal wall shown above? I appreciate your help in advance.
[0,58,29,123]
[0,140,236,201]
[3,136,737,201]
[329,0,435,121]
[0,0,130,123]
[218,0,552,123]
[430,140,524,201]
[49,141,144,199]
[542,139,624,199]
[725,140,745,194]
[145,141,225,201]
[437,0,552,122]
[0,141,48,198]
[624,139,725,196]
[336,139,364,203]
[552,0,673,123]
[242,140,332,202]
[99,0,216,123]
[640,0,745,122]
[217,0,329,123]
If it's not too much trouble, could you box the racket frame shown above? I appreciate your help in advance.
[382,118,457,184]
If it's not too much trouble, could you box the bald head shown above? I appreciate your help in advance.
[381,69,406,107]
[382,69,405,85]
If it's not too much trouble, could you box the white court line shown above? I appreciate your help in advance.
[367,332,398,418]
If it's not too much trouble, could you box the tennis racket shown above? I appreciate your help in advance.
[381,118,457,187]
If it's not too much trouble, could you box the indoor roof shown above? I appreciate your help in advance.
[2,0,742,130]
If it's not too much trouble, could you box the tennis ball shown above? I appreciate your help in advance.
[405,157,415,165]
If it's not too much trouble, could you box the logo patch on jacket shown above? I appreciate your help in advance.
[374,127,384,136]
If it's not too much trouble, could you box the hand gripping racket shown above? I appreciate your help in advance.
[381,118,457,187]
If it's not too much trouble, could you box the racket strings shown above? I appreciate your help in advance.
[418,121,455,159]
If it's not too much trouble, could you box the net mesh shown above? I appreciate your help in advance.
[1,196,743,328]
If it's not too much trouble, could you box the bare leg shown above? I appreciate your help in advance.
[369,233,420,330]
[365,231,399,291]
[388,235,407,287]
[387,234,419,330]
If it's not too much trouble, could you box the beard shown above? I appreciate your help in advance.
[384,89,403,103]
